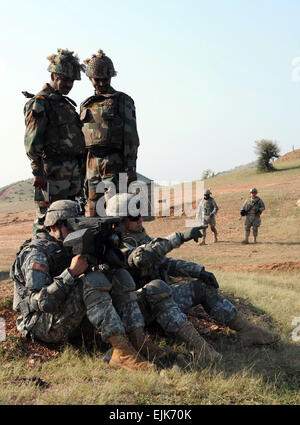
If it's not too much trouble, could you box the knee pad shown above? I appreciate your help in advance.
[190,279,212,305]
[82,271,112,310]
[143,279,176,318]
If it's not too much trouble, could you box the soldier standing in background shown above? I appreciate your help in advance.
[196,189,219,245]
[23,49,86,234]
[80,50,140,216]
[240,188,265,244]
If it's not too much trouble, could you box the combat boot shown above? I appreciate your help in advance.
[228,312,280,346]
[214,234,218,243]
[253,236,257,244]
[108,334,154,371]
[242,235,249,244]
[199,237,206,246]
[177,321,222,363]
[129,327,175,361]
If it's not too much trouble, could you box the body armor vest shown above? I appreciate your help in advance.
[27,88,85,160]
[203,199,214,215]
[80,92,124,150]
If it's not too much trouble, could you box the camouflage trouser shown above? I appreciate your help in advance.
[29,271,127,344]
[244,214,261,236]
[34,158,83,234]
[86,151,124,216]
[202,215,217,237]
[135,279,237,334]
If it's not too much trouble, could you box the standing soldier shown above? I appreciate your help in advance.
[80,50,140,216]
[24,49,86,234]
[196,189,219,245]
[240,188,265,244]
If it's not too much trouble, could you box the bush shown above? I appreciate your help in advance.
[254,139,280,172]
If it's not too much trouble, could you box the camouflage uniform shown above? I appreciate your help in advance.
[196,196,219,238]
[120,228,237,334]
[10,232,145,344]
[241,195,265,238]
[24,83,86,233]
[80,88,139,216]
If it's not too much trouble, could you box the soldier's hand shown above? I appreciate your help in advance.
[199,270,219,289]
[127,170,137,185]
[179,227,203,243]
[33,175,47,190]
[69,254,89,277]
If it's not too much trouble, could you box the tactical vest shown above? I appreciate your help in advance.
[245,197,261,215]
[11,234,73,312]
[26,88,85,160]
[80,92,124,150]
[203,199,214,215]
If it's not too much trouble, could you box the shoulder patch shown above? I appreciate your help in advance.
[32,261,48,273]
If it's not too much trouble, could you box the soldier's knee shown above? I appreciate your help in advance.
[82,271,112,309]
[190,279,214,305]
[144,279,172,301]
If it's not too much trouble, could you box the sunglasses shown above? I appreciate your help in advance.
[128,214,141,222]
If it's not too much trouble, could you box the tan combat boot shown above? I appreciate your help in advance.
[199,237,206,246]
[108,334,154,371]
[253,236,257,244]
[177,321,222,363]
[228,312,280,346]
[214,234,218,243]
[129,327,174,361]
[242,235,249,244]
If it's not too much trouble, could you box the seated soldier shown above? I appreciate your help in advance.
[10,200,173,371]
[106,193,280,361]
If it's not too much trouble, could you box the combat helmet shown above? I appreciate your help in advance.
[44,200,81,227]
[250,188,258,194]
[204,189,212,195]
[84,50,117,79]
[47,49,85,80]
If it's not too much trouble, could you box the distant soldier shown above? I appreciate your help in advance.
[80,50,140,216]
[23,49,86,234]
[240,188,265,244]
[196,189,219,245]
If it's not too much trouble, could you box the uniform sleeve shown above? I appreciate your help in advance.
[125,233,184,270]
[164,258,205,278]
[258,198,265,213]
[121,95,140,169]
[21,248,76,314]
[24,98,48,176]
[211,199,219,215]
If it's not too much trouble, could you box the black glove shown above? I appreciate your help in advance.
[179,226,204,243]
[198,270,219,288]
[240,209,247,216]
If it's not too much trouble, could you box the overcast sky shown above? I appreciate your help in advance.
[1,0,300,188]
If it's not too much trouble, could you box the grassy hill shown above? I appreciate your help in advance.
[0,154,300,405]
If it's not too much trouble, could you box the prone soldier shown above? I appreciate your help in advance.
[23,49,86,234]
[80,50,140,216]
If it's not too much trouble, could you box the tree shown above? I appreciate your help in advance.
[254,139,280,172]
[201,169,215,180]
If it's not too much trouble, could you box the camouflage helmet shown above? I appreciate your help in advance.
[84,50,117,79]
[250,187,258,193]
[204,189,212,196]
[47,49,85,80]
[44,200,81,227]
